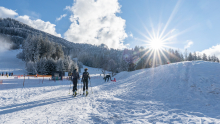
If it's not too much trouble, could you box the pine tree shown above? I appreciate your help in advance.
[108,59,117,76]
[193,52,197,60]
[188,52,193,61]
[202,53,207,61]
[184,49,188,61]
[44,58,56,75]
[208,56,211,61]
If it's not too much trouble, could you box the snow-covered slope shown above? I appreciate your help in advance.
[1,61,220,123]
[0,50,26,75]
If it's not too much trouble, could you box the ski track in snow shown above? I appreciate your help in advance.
[1,61,220,123]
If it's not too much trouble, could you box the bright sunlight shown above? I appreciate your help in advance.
[150,38,164,50]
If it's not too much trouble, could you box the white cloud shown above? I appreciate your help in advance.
[64,0,128,49]
[56,14,67,21]
[17,15,61,37]
[201,45,220,58]
[0,6,18,18]
[184,40,193,49]
[0,6,61,37]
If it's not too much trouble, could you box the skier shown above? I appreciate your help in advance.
[71,68,80,96]
[104,75,111,82]
[81,68,90,96]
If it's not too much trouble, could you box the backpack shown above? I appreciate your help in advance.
[72,71,79,79]
[83,72,89,80]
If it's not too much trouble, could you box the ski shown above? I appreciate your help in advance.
[73,92,77,97]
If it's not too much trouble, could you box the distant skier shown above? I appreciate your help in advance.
[72,68,80,96]
[81,68,90,96]
[104,75,111,82]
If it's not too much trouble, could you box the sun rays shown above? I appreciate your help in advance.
[133,0,186,68]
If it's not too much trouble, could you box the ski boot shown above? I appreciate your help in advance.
[73,91,77,97]
[86,91,88,96]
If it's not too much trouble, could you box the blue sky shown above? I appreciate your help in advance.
[1,0,220,57]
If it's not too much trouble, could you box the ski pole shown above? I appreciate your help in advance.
[80,79,81,95]
[90,80,93,94]
[81,79,83,95]
[69,81,71,94]
[77,80,79,95]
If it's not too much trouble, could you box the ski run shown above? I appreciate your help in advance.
[1,52,220,123]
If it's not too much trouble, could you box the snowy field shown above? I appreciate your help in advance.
[1,60,220,123]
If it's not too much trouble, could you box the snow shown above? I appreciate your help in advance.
[0,49,26,75]
[1,51,220,123]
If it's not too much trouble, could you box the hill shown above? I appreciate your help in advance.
[0,18,83,54]
[0,49,26,75]
[0,18,112,56]
[1,61,220,123]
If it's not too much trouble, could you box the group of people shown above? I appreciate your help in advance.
[71,68,90,96]
[1,72,13,76]
[70,68,116,96]
[103,74,116,82]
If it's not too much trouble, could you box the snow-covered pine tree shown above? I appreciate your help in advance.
[37,58,47,75]
[26,61,37,75]
[202,53,207,61]
[108,59,117,76]
[44,58,56,75]
[56,59,65,72]
[188,52,193,61]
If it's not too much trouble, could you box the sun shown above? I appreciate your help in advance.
[149,38,164,50]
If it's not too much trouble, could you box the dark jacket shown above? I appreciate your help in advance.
[72,70,79,80]
[82,71,90,81]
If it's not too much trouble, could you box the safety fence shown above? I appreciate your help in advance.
[0,75,115,90]
[0,76,72,90]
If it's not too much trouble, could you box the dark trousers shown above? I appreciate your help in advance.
[83,80,88,91]
[72,78,77,92]
[105,77,110,82]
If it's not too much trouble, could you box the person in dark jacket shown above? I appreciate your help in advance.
[71,68,80,96]
[81,68,90,95]
[104,75,111,82]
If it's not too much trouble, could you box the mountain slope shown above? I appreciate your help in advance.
[0,18,105,55]
[0,18,73,50]
[1,61,220,123]
[0,50,26,75]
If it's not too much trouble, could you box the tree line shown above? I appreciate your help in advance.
[16,35,80,75]
[1,18,219,75]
